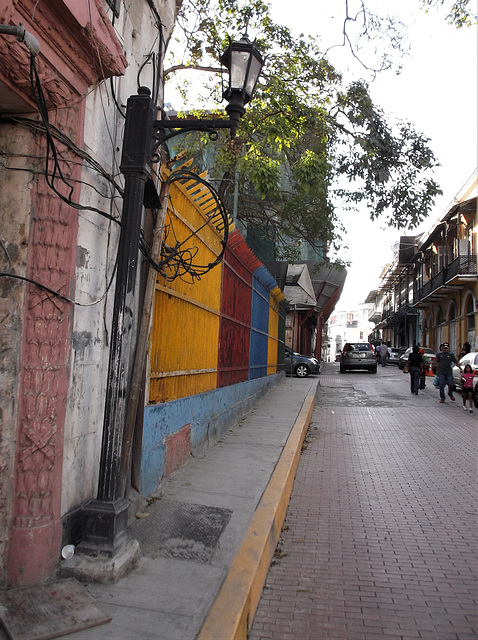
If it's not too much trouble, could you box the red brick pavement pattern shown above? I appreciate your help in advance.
[249,406,477,640]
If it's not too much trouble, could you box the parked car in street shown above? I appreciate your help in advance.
[340,342,377,373]
[452,353,478,401]
[398,346,437,371]
[284,346,320,378]
[388,346,406,365]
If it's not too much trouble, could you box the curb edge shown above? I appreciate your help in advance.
[196,391,316,640]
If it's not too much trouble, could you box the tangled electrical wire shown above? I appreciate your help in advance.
[2,21,226,301]
[139,169,230,284]
[0,57,122,305]
[0,8,167,306]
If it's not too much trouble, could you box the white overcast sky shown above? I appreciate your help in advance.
[165,1,478,309]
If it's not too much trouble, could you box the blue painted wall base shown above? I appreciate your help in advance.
[141,373,284,495]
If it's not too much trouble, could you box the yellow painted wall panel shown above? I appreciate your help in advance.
[148,177,223,403]
[267,293,280,375]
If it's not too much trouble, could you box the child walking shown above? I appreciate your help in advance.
[461,364,476,412]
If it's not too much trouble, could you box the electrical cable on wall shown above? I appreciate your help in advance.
[29,56,76,201]
[2,13,227,305]
[0,262,118,307]
[139,169,230,283]
[0,15,167,310]
[0,116,123,223]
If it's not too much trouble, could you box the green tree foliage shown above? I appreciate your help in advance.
[165,0,443,260]
[421,0,477,27]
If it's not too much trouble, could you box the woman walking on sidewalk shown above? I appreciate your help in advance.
[408,345,423,395]
[461,364,476,412]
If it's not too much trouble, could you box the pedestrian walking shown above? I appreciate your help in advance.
[459,341,471,358]
[436,342,461,403]
[408,344,423,395]
[461,363,476,412]
[418,348,427,389]
[379,343,388,367]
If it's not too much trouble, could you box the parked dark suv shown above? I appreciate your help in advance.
[340,342,377,373]
[284,346,320,378]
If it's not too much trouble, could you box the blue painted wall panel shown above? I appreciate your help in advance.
[251,277,269,334]
[141,373,282,494]
[249,271,270,379]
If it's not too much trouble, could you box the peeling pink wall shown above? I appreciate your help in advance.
[164,425,192,478]
[6,106,82,585]
[0,0,126,587]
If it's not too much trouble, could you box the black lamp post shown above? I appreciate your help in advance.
[80,34,263,560]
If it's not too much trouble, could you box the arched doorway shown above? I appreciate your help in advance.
[465,294,476,349]
[449,303,458,354]
[436,308,443,349]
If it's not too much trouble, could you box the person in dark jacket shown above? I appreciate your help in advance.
[418,348,427,389]
[408,345,424,395]
[436,342,461,403]
[459,341,471,358]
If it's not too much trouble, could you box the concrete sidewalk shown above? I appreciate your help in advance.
[44,375,317,640]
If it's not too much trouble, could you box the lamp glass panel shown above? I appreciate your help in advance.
[230,49,251,90]
[245,55,262,96]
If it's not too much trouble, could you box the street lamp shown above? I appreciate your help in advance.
[153,33,264,144]
[79,34,263,564]
[221,34,264,123]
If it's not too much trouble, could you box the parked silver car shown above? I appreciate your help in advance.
[340,342,377,373]
[284,346,320,378]
[388,346,406,365]
[398,346,437,370]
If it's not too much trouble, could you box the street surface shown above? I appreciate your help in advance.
[249,362,477,640]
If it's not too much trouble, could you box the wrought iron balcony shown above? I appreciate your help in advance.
[446,254,477,281]
[413,254,477,306]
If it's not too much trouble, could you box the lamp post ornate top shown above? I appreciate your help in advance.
[220,34,264,107]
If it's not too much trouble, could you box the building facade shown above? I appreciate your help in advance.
[0,0,184,588]
[369,172,478,354]
[326,305,374,362]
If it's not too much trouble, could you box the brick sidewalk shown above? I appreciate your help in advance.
[249,379,478,639]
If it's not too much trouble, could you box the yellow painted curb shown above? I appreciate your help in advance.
[197,393,316,640]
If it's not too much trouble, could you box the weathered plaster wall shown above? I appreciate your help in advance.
[0,0,128,586]
[61,0,179,513]
[0,126,34,584]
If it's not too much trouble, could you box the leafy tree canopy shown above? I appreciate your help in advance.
[421,0,477,27]
[164,0,451,262]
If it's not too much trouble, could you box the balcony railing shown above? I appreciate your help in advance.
[446,254,477,280]
[381,309,398,323]
[413,254,477,304]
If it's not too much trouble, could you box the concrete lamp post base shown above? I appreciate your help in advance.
[60,538,141,584]
[60,498,141,583]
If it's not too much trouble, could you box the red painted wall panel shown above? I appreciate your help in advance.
[164,425,191,477]
[218,232,256,387]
